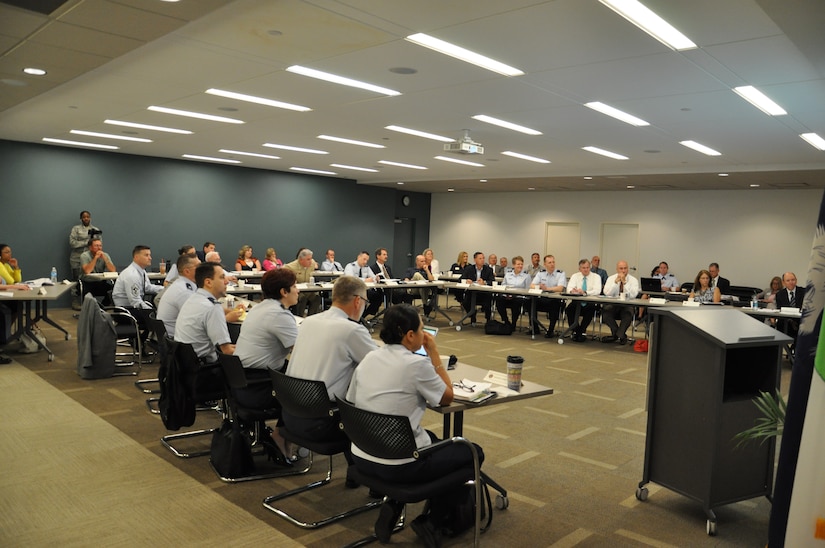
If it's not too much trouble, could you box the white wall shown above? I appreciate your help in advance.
[430,189,822,289]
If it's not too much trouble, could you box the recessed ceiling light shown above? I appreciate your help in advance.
[378,160,428,170]
[262,143,328,154]
[501,151,551,163]
[447,188,455,192]
[23,67,46,76]
[434,156,485,167]
[598,0,697,51]
[626,185,636,189]
[206,88,311,112]
[679,140,721,156]
[527,187,536,191]
[584,176,593,180]
[219,149,281,160]
[750,184,760,188]
[148,106,244,124]
[732,86,787,116]
[472,115,541,135]
[42,138,118,150]
[286,65,401,96]
[585,101,650,126]
[317,135,385,148]
[70,130,152,143]
[718,173,729,177]
[384,125,454,142]
[330,163,379,173]
[182,154,240,164]
[396,182,404,185]
[290,167,337,175]
[104,119,192,134]
[800,132,825,151]
[582,146,628,160]
[405,33,524,76]
[480,179,487,182]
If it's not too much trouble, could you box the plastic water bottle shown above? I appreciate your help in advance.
[50,266,58,283]
[751,295,759,310]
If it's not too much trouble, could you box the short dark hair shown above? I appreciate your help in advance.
[379,304,421,345]
[176,253,198,272]
[659,261,669,268]
[132,245,150,257]
[578,258,591,267]
[203,241,215,250]
[375,247,387,258]
[709,262,720,269]
[178,245,195,256]
[473,251,483,259]
[87,236,102,247]
[80,210,90,218]
[262,268,296,300]
[194,262,220,288]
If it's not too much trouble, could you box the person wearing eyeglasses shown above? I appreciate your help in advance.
[346,303,485,544]
[285,276,377,462]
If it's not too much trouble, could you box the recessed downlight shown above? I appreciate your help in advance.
[23,67,47,76]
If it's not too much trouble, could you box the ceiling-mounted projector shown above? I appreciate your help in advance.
[444,129,484,155]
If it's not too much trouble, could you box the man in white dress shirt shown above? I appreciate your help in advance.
[600,260,640,344]
[565,258,602,342]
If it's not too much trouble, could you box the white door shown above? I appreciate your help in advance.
[600,223,640,276]
[544,222,580,276]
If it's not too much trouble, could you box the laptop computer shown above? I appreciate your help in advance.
[640,277,662,293]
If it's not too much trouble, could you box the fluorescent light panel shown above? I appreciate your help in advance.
[385,125,454,142]
[286,65,401,96]
[801,133,825,151]
[378,160,428,170]
[599,0,697,51]
[405,33,524,76]
[472,115,541,135]
[290,167,337,175]
[582,146,628,160]
[262,143,328,154]
[70,130,152,143]
[148,106,244,124]
[42,138,118,150]
[105,119,192,134]
[585,102,650,126]
[733,86,786,116]
[434,155,485,167]
[679,140,721,156]
[318,135,385,148]
[182,154,240,164]
[205,88,311,112]
[501,151,551,164]
[219,149,281,159]
[330,163,379,172]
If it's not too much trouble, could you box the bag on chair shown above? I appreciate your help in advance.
[210,418,255,479]
[484,319,513,336]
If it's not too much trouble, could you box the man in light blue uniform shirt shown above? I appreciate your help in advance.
[156,254,200,337]
[531,255,567,337]
[174,262,234,365]
[320,249,343,272]
[495,255,531,328]
[112,245,163,342]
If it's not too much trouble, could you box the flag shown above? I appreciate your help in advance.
[768,192,825,546]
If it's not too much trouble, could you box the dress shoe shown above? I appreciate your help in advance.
[544,330,555,339]
[411,514,442,548]
[601,335,617,343]
[618,336,628,345]
[375,499,404,543]
[423,304,432,316]
[573,333,587,343]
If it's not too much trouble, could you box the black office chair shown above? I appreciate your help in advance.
[262,370,382,529]
[212,354,309,483]
[337,398,488,547]
[159,338,224,458]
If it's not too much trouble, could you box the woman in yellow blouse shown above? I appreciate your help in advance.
[0,244,30,290]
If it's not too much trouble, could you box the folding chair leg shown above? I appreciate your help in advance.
[262,454,382,529]
[161,428,218,458]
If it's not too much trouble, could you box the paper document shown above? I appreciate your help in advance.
[452,379,493,402]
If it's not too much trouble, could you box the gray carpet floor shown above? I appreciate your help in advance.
[1,301,790,547]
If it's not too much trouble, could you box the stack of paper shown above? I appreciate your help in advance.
[452,379,492,402]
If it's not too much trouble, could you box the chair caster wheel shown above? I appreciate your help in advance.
[495,494,509,510]
[706,520,717,536]
[635,487,648,501]
[557,338,564,345]
[455,325,462,331]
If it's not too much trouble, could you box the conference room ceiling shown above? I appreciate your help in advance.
[1,0,824,193]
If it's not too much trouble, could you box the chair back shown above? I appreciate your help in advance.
[337,398,417,460]
[217,353,248,390]
[270,370,333,419]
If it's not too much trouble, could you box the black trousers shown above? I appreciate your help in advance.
[565,301,596,335]
[532,297,563,332]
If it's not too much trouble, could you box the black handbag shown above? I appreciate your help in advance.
[210,418,255,479]
[484,319,513,336]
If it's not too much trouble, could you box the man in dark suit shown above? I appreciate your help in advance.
[775,271,805,345]
[708,262,731,293]
[461,251,495,323]
[196,241,215,262]
[370,247,410,307]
